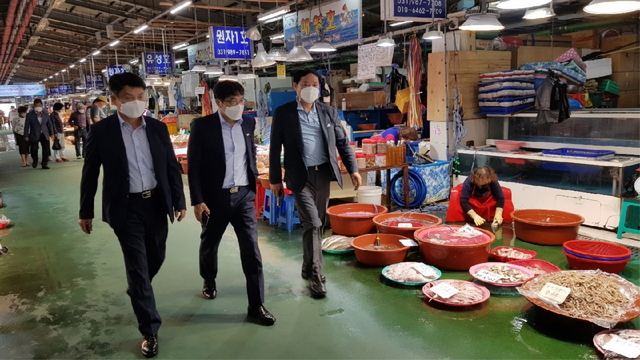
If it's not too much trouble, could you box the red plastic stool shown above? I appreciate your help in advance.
[255,183,266,219]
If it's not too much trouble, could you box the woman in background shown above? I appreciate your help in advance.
[50,102,68,162]
[11,106,30,167]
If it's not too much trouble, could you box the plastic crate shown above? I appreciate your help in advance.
[598,79,620,96]
[541,148,615,160]
[588,91,618,108]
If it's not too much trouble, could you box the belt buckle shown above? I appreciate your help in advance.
[141,190,152,199]
[230,186,239,194]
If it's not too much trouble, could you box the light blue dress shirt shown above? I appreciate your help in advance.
[220,114,249,188]
[118,113,157,193]
[297,101,328,167]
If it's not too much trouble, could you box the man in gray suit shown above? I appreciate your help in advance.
[269,69,361,298]
[24,98,54,170]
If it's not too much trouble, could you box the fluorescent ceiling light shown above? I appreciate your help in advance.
[460,12,504,31]
[62,69,67,72]
[134,24,149,34]
[55,73,59,75]
[79,58,86,62]
[191,64,207,72]
[377,35,395,47]
[390,21,413,27]
[49,76,53,79]
[286,33,313,62]
[175,59,186,64]
[584,0,640,13]
[206,34,210,38]
[69,64,75,68]
[309,40,337,52]
[497,0,551,9]
[173,42,188,50]
[252,43,276,68]
[170,1,192,14]
[109,40,120,47]
[270,33,284,40]
[92,50,101,56]
[523,6,556,18]
[257,6,290,22]
[129,58,139,64]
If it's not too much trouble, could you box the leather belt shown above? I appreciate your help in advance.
[130,189,154,198]
[308,163,329,171]
[224,186,246,193]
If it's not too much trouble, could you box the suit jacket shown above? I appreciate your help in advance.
[269,101,357,193]
[24,109,53,142]
[79,114,186,230]
[187,112,258,206]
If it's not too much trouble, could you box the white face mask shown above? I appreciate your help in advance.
[78,109,85,114]
[222,104,244,121]
[300,86,319,104]
[119,100,146,119]
[34,107,43,112]
[19,113,26,118]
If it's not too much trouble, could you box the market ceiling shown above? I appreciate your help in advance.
[0,0,638,85]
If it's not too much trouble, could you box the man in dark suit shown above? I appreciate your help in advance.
[188,81,275,326]
[269,69,361,298]
[78,72,186,358]
[23,98,54,169]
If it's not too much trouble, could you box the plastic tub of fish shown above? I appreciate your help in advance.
[593,329,640,359]
[422,279,491,307]
[490,246,537,262]
[507,259,561,276]
[321,235,354,254]
[469,262,535,287]
[414,225,496,271]
[327,203,388,236]
[381,262,441,286]
[350,234,410,266]
[373,212,442,238]
[511,209,584,246]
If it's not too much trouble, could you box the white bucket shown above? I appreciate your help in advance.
[357,186,382,205]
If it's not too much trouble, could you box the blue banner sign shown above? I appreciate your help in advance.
[383,0,446,22]
[0,84,46,97]
[85,74,105,89]
[211,26,252,60]
[57,83,72,94]
[143,53,173,75]
[283,0,361,50]
[49,87,59,95]
[107,65,128,78]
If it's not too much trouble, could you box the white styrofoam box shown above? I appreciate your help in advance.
[585,58,612,79]
[429,142,449,161]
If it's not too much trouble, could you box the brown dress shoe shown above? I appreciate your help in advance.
[55,159,63,163]
[61,158,70,162]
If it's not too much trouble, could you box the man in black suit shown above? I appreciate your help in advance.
[23,98,54,169]
[78,73,186,358]
[188,81,275,326]
[269,69,361,298]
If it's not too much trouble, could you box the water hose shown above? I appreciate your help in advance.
[390,169,427,208]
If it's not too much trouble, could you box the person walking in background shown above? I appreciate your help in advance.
[187,80,276,326]
[50,103,69,163]
[8,105,18,130]
[24,99,54,170]
[269,69,361,298]
[11,106,30,167]
[89,96,109,126]
[79,73,186,358]
[69,103,88,159]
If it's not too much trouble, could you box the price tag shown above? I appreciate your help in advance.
[399,239,418,247]
[430,282,459,299]
[538,282,571,304]
[602,337,640,359]
[412,263,436,278]
[474,269,503,283]
[397,222,414,228]
[194,86,205,95]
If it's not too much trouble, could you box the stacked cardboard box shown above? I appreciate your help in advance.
[604,35,640,108]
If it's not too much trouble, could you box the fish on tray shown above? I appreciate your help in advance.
[322,235,354,251]
[385,262,439,283]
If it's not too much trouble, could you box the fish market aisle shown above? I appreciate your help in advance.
[0,151,637,359]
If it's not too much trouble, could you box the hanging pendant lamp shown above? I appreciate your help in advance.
[286,33,313,62]
[584,0,640,14]
[252,43,276,68]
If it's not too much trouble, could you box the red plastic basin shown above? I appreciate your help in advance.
[327,203,388,236]
[373,213,442,238]
[414,225,496,271]
[511,209,584,246]
[563,240,631,259]
[351,234,410,266]
[564,250,630,274]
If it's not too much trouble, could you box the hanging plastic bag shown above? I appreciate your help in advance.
[52,138,62,150]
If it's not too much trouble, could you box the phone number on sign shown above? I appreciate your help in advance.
[396,6,443,15]
[216,49,251,56]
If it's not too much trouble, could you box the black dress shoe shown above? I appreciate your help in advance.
[32,160,38,169]
[42,164,50,169]
[141,334,158,358]
[301,268,326,283]
[247,305,276,326]
[202,280,216,299]
[309,275,327,298]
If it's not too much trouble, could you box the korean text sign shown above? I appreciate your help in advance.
[84,74,105,89]
[381,0,447,22]
[107,65,128,78]
[143,53,173,75]
[57,83,72,94]
[211,26,252,60]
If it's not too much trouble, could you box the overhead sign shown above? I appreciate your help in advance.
[106,65,130,78]
[187,41,215,69]
[85,74,105,89]
[57,83,72,94]
[211,26,252,60]
[49,87,60,95]
[283,0,361,50]
[0,84,46,97]
[381,0,447,22]
[143,53,173,75]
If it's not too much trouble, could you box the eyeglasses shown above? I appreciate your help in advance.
[223,98,246,107]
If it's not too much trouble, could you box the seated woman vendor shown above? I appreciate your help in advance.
[446,166,515,226]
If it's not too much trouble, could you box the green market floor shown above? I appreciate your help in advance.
[0,149,638,359]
